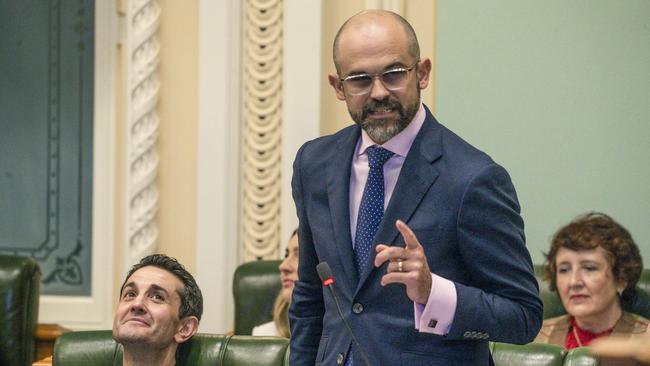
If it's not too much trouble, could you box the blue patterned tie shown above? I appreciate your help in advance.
[346,146,393,366]
[354,146,394,276]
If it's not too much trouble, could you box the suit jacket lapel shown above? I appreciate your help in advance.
[327,127,361,291]
[356,109,443,292]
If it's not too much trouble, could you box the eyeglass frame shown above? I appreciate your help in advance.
[338,62,420,96]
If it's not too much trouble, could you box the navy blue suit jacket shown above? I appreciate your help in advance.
[289,106,543,365]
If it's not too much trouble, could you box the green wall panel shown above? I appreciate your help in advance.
[0,0,94,295]
[435,1,650,265]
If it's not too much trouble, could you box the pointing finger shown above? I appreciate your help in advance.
[396,220,420,250]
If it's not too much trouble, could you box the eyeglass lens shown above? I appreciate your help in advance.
[345,69,410,94]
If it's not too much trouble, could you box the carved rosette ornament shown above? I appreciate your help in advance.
[242,0,283,261]
[123,0,161,265]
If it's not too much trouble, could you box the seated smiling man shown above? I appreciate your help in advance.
[112,254,203,366]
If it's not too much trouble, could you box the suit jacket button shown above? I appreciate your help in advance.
[352,302,364,314]
[337,353,345,364]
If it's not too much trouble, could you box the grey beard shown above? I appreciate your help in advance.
[350,99,419,144]
[359,117,410,144]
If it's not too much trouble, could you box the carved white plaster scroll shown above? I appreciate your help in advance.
[123,0,160,267]
[242,0,283,261]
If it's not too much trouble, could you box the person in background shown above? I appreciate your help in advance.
[535,212,648,348]
[252,230,298,337]
[112,254,203,366]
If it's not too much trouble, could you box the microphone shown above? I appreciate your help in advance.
[316,262,371,366]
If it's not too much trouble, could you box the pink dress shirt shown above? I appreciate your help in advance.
[349,103,457,335]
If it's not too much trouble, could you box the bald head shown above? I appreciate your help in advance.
[333,10,420,73]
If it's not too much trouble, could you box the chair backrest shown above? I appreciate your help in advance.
[53,331,290,366]
[233,260,282,335]
[534,265,568,319]
[53,330,121,365]
[562,347,599,366]
[629,269,650,319]
[0,255,41,366]
[534,265,650,319]
[491,342,566,366]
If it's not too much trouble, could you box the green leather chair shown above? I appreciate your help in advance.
[535,265,650,319]
[629,269,650,319]
[491,342,566,366]
[534,265,567,319]
[562,347,599,366]
[0,255,41,366]
[233,260,282,335]
[53,331,290,366]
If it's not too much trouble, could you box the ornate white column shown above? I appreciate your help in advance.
[121,0,161,267]
[195,0,320,332]
[242,0,284,261]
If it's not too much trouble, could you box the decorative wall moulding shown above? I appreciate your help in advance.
[123,0,161,267]
[242,0,284,261]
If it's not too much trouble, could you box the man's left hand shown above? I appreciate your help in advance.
[374,220,432,304]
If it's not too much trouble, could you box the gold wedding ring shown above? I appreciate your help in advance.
[397,259,403,272]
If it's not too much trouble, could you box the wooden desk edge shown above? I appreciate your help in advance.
[32,355,52,366]
[36,323,72,341]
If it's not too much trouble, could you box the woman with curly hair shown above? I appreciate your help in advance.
[534,212,648,348]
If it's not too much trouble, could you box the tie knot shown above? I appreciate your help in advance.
[366,146,394,168]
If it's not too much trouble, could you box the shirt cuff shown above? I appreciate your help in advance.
[413,273,457,335]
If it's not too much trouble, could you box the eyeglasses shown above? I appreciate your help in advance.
[339,63,418,96]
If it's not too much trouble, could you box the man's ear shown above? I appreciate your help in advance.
[174,316,199,344]
[328,73,346,101]
[416,58,432,90]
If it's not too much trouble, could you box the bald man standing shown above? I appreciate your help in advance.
[289,10,542,365]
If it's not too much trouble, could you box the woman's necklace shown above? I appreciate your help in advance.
[572,324,583,347]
